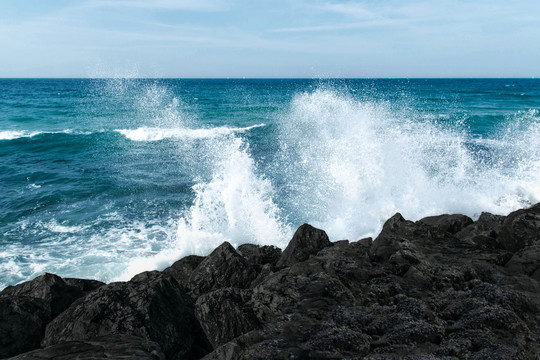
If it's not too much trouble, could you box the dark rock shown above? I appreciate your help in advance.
[369,213,427,262]
[498,203,540,252]
[0,296,51,359]
[418,213,473,234]
[195,288,260,348]
[163,255,205,289]
[0,273,99,318]
[7,335,165,360]
[63,278,105,293]
[276,223,332,267]
[505,243,540,280]
[237,244,282,268]
[456,211,505,243]
[188,242,257,297]
[42,271,211,360]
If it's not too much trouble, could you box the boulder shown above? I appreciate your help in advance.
[237,244,282,268]
[0,296,51,358]
[418,213,473,234]
[276,224,332,267]
[195,288,260,348]
[7,335,165,360]
[188,242,257,297]
[0,273,102,318]
[42,271,211,360]
[163,255,205,290]
[505,243,540,280]
[498,203,540,252]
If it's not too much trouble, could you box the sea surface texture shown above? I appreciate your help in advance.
[1,78,539,288]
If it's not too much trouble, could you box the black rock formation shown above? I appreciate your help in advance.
[2,204,540,359]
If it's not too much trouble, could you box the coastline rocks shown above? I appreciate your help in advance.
[0,273,103,318]
[418,213,473,235]
[0,297,50,359]
[7,335,165,360]
[276,223,332,267]
[498,203,540,252]
[163,255,204,290]
[2,203,540,359]
[195,288,260,348]
[188,242,258,297]
[237,244,282,269]
[42,271,211,360]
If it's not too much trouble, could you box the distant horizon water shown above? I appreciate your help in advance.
[1,78,539,289]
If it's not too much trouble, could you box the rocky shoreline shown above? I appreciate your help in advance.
[1,204,540,359]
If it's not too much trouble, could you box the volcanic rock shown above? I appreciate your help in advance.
[7,335,165,360]
[0,296,51,359]
[0,273,103,318]
[163,255,205,290]
[42,271,211,360]
[418,213,473,234]
[276,223,332,267]
[195,288,260,348]
[237,244,282,269]
[188,242,257,297]
[498,203,540,252]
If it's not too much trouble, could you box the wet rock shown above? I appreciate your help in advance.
[0,296,51,359]
[195,288,260,348]
[42,271,211,360]
[369,213,427,262]
[0,273,100,318]
[188,242,258,297]
[63,278,105,293]
[505,243,540,280]
[163,255,205,290]
[455,212,505,244]
[276,223,332,267]
[237,244,282,269]
[498,203,540,252]
[7,335,165,360]
[418,213,473,234]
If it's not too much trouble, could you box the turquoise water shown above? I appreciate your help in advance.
[1,78,540,288]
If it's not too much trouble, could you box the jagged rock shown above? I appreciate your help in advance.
[455,212,506,244]
[276,224,332,267]
[369,213,426,262]
[251,268,355,320]
[4,204,540,360]
[163,255,205,290]
[42,271,211,360]
[418,213,473,234]
[188,242,257,297]
[0,273,101,318]
[6,335,165,360]
[505,243,540,280]
[498,203,540,252]
[64,278,105,293]
[0,296,51,359]
[237,244,282,269]
[195,288,260,348]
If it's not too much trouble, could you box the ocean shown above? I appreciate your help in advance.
[1,78,539,289]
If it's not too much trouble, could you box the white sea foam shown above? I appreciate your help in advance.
[0,129,85,140]
[0,130,43,140]
[114,124,265,141]
[275,89,540,240]
[117,135,291,281]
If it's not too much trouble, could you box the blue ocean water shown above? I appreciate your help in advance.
[1,78,540,289]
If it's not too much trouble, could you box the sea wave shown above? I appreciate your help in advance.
[114,124,265,141]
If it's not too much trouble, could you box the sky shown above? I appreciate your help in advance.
[0,0,539,78]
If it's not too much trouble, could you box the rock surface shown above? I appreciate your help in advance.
[7,335,165,360]
[2,204,540,360]
[42,271,211,360]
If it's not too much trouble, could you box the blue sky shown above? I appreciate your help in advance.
[1,0,539,78]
